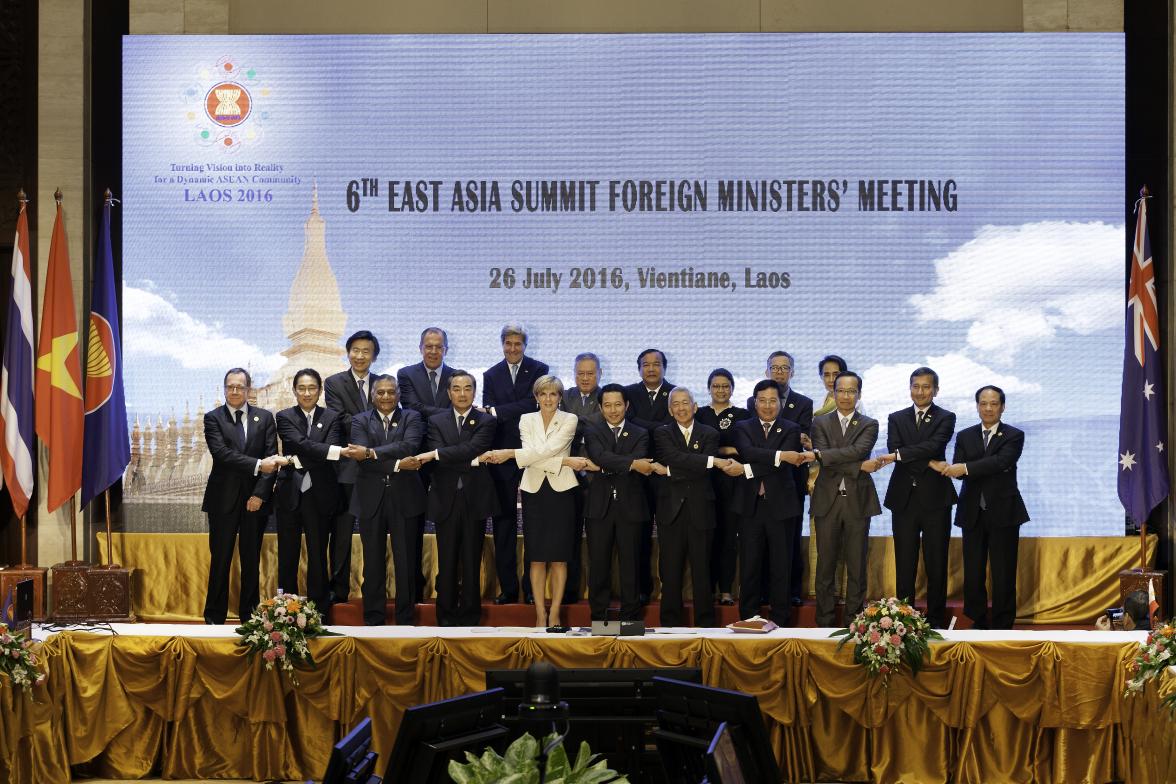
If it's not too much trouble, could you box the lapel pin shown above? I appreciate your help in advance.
[775,427,782,433]
[392,422,398,428]
[788,402,795,408]
[622,431,628,437]
[252,416,259,422]
[996,431,1002,437]
[692,443,699,450]
[468,418,476,425]
[852,420,858,426]
[316,422,322,429]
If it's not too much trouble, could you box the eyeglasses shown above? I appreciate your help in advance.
[769,365,792,373]
[224,385,247,392]
[295,386,320,394]
[835,389,859,396]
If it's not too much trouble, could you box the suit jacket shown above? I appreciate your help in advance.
[952,422,1029,530]
[584,421,651,522]
[274,405,344,515]
[623,381,676,439]
[516,410,579,493]
[482,355,550,479]
[562,387,603,459]
[883,403,959,512]
[350,407,427,520]
[425,408,498,521]
[653,421,719,529]
[202,404,278,515]
[324,369,372,484]
[746,386,814,499]
[398,362,454,420]
[810,410,882,519]
[731,416,804,519]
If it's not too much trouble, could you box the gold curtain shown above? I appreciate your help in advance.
[97,532,1157,627]
[2,632,1173,783]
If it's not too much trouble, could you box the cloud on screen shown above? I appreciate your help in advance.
[909,221,1123,363]
[123,285,285,375]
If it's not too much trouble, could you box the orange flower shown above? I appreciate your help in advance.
[865,606,879,617]
[261,598,276,608]
[285,599,301,614]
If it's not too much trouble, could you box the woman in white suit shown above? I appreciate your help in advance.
[483,375,596,626]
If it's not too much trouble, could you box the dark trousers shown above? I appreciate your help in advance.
[276,500,330,610]
[658,522,715,628]
[329,484,355,603]
[358,498,419,626]
[565,484,587,602]
[640,480,659,597]
[435,492,485,626]
[962,511,1021,630]
[814,496,870,627]
[710,478,738,595]
[586,511,643,621]
[491,471,525,600]
[204,506,266,625]
[738,501,797,626]
[892,507,952,627]
[790,491,806,598]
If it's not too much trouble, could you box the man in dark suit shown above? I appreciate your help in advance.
[202,368,282,625]
[481,323,549,604]
[745,350,814,606]
[732,380,807,626]
[623,348,675,602]
[344,375,426,626]
[398,327,454,420]
[396,326,454,598]
[583,383,658,621]
[322,329,381,606]
[939,385,1029,630]
[274,369,344,612]
[417,370,498,626]
[878,366,958,628]
[653,387,743,627]
[806,372,882,627]
[561,351,604,605]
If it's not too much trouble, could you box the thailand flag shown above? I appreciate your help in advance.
[0,198,35,518]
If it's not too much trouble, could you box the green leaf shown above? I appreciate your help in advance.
[447,758,479,784]
[572,740,595,772]
[545,741,571,777]
[505,733,540,768]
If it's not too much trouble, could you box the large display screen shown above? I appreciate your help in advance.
[122,34,1124,536]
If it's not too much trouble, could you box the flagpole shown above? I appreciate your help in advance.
[103,488,117,568]
[17,515,30,568]
[68,495,79,563]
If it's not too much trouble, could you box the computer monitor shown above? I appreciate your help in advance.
[652,677,779,784]
[704,722,746,784]
[382,688,509,782]
[485,667,702,782]
[320,717,379,784]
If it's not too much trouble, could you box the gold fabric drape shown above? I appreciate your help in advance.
[1,632,1173,783]
[97,532,1158,627]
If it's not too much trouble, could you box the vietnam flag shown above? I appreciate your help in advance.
[34,195,84,512]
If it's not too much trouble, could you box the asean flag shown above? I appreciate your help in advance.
[35,196,84,512]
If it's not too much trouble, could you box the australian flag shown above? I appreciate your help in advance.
[81,197,131,507]
[1118,189,1170,525]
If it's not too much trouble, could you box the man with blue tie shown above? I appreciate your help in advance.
[481,324,549,604]
[323,329,381,607]
[274,369,345,612]
[397,326,454,597]
[344,375,426,626]
[201,368,283,625]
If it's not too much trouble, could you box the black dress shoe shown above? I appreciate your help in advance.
[493,594,517,605]
[790,596,803,607]
[524,594,535,605]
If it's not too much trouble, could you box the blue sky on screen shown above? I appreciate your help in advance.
[123,34,1124,534]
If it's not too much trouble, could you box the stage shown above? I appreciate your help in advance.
[2,624,1174,783]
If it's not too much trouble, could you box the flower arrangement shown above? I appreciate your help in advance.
[1124,620,1176,715]
[829,597,943,685]
[448,732,629,784]
[235,590,325,684]
[0,621,45,694]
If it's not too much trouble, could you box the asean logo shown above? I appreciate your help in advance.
[84,313,116,414]
[205,81,251,127]
[183,56,269,153]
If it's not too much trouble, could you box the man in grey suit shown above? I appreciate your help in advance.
[561,351,604,604]
[805,372,883,627]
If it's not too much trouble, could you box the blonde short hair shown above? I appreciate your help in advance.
[532,374,564,397]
